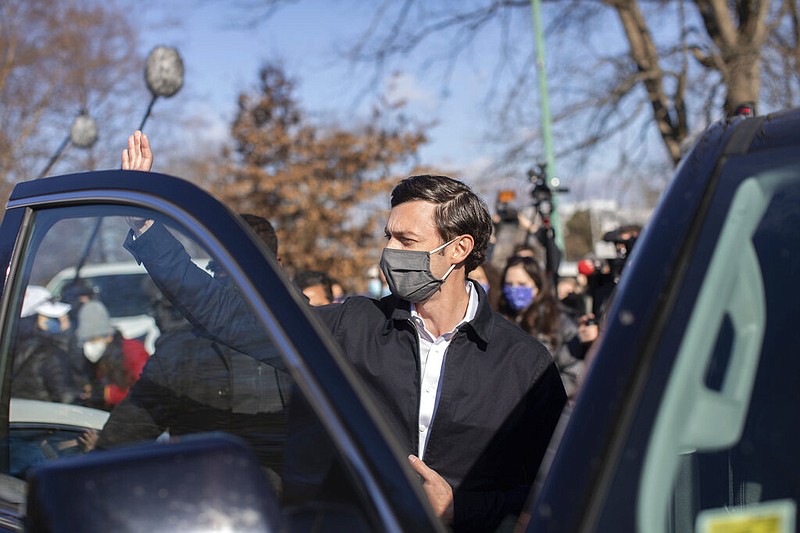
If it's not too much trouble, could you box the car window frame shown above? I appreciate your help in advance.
[588,148,800,531]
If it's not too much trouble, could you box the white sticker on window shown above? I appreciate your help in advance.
[696,499,796,533]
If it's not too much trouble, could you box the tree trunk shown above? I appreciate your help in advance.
[694,0,770,115]
[606,0,686,165]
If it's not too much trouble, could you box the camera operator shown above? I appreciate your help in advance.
[578,224,641,318]
[603,225,640,284]
[514,166,567,287]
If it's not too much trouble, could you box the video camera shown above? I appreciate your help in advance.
[528,164,569,220]
[578,224,641,287]
[495,190,519,223]
[602,225,640,262]
[493,164,570,224]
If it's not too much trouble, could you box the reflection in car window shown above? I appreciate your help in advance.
[3,205,381,529]
[62,273,152,319]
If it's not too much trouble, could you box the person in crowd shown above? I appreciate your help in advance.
[328,277,347,303]
[498,255,584,401]
[120,130,566,531]
[206,213,280,283]
[468,261,501,310]
[240,213,281,264]
[557,275,587,323]
[76,300,148,409]
[510,243,539,261]
[11,286,80,404]
[515,213,561,285]
[556,276,599,370]
[365,264,390,299]
[582,224,642,318]
[293,270,334,306]
[56,280,107,397]
[59,279,96,329]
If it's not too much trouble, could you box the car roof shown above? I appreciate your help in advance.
[10,398,109,431]
[47,258,211,287]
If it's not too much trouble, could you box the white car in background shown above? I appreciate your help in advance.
[8,399,109,481]
[47,259,210,354]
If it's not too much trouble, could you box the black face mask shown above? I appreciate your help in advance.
[379,238,457,302]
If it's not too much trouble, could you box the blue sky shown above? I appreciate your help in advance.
[135,1,501,189]
[130,1,675,217]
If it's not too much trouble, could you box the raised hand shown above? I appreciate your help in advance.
[122,130,154,234]
[122,130,153,172]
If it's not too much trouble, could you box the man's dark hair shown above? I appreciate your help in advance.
[390,175,493,273]
[239,213,278,257]
[293,270,333,302]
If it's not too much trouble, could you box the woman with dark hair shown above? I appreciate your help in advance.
[499,256,584,400]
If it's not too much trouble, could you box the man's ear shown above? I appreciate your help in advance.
[452,235,474,264]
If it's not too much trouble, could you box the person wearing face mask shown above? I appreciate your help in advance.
[75,300,149,410]
[11,286,80,404]
[467,261,501,310]
[119,131,566,532]
[498,256,584,401]
[365,264,391,299]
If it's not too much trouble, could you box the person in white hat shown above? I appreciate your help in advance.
[11,286,79,404]
[19,285,72,336]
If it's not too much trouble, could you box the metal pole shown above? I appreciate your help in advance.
[138,94,158,132]
[530,0,565,252]
[37,134,71,179]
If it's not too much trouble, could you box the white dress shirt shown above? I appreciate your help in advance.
[411,281,479,459]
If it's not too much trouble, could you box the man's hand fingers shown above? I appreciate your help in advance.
[408,454,433,481]
[140,132,153,168]
[122,133,137,169]
[122,131,153,172]
[408,454,454,524]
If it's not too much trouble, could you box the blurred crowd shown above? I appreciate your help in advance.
[13,282,148,412]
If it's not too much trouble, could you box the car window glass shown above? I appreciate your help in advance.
[595,164,800,532]
[2,204,383,529]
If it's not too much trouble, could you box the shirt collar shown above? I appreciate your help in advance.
[386,281,493,347]
[410,282,479,339]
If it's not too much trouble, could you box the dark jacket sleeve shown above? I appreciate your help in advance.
[123,223,284,371]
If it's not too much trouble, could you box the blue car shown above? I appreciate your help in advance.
[1,107,799,532]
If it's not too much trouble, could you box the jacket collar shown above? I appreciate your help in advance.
[383,280,493,346]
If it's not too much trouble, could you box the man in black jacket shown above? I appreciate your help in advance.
[95,286,289,481]
[121,131,566,531]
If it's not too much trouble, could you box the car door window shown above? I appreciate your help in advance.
[0,203,384,529]
[592,162,800,532]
